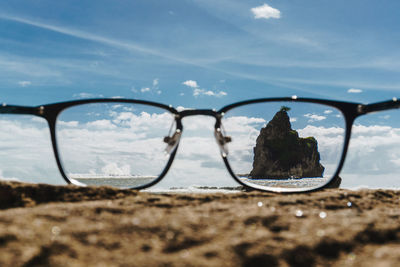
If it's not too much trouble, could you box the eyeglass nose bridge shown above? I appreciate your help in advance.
[163,109,232,156]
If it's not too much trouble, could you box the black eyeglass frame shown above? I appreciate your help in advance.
[1,96,399,192]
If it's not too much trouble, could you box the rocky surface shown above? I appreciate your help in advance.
[0,181,399,266]
[250,108,325,179]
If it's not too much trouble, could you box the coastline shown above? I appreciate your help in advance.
[0,181,399,266]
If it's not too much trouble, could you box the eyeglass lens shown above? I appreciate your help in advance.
[56,102,176,188]
[222,101,346,191]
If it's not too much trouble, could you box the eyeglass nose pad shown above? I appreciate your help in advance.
[214,128,232,157]
[164,129,182,155]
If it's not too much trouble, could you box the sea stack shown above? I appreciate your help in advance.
[249,107,325,179]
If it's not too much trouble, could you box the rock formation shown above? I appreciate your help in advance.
[249,107,325,179]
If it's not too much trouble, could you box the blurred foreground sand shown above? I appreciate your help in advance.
[0,181,399,266]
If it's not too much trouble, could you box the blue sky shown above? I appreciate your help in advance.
[1,1,400,189]
[1,0,400,107]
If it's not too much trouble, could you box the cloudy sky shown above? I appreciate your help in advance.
[1,1,400,189]
[1,0,400,105]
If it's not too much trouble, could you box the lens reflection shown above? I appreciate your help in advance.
[222,102,346,191]
[56,102,175,188]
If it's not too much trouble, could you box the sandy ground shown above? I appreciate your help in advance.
[0,181,399,267]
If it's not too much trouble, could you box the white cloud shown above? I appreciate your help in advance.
[111,104,123,109]
[73,92,104,99]
[18,81,31,87]
[133,79,161,94]
[351,124,392,135]
[324,110,333,114]
[110,111,173,131]
[304,113,327,122]
[223,116,266,134]
[347,88,363,93]
[58,121,79,127]
[176,106,190,112]
[299,125,345,136]
[251,3,281,20]
[342,125,400,178]
[193,89,227,97]
[218,91,228,96]
[182,80,199,88]
[0,118,59,184]
[86,119,117,130]
[101,163,131,176]
[182,80,227,97]
[153,78,159,87]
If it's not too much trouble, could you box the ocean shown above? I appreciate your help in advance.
[71,175,329,192]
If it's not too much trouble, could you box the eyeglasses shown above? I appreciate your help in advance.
[1,97,399,192]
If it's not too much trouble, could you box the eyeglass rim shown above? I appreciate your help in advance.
[45,97,356,191]
[219,98,352,192]
[1,97,399,192]
[45,99,181,190]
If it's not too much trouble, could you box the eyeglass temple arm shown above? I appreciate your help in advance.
[361,98,400,114]
[0,104,43,116]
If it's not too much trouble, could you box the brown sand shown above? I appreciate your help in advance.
[0,181,399,266]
